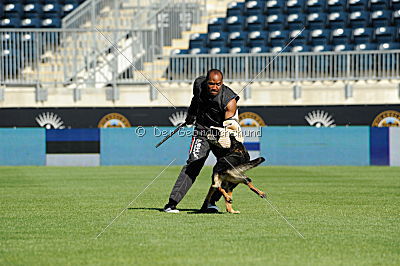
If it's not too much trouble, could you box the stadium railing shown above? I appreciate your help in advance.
[1,29,399,86]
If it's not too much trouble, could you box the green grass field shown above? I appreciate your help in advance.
[1,166,399,265]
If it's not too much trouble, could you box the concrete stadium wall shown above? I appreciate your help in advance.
[1,80,399,108]
[0,127,399,166]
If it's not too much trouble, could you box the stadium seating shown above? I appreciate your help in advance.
[229,31,249,47]
[0,0,84,28]
[227,1,246,16]
[308,12,328,29]
[331,28,353,44]
[264,0,285,14]
[246,15,265,31]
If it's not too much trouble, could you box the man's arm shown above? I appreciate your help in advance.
[225,98,237,119]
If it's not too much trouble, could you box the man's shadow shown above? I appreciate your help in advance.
[127,207,223,214]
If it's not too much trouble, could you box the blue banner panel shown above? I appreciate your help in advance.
[100,127,193,165]
[244,142,260,151]
[260,127,370,166]
[46,128,100,142]
[0,128,45,166]
[370,127,389,166]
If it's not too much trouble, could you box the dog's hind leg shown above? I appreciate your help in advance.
[225,191,240,214]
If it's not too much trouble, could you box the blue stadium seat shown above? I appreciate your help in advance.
[209,47,230,54]
[41,17,61,28]
[189,48,208,54]
[0,3,3,18]
[349,11,371,28]
[375,26,397,43]
[21,17,42,28]
[286,0,306,14]
[250,46,270,53]
[270,46,285,53]
[246,15,266,31]
[331,28,353,44]
[371,10,393,27]
[225,15,246,32]
[4,3,24,18]
[306,0,327,13]
[265,14,286,30]
[286,13,306,30]
[229,31,249,47]
[1,17,22,28]
[230,46,250,53]
[227,1,245,16]
[393,10,400,25]
[354,43,378,50]
[264,0,285,15]
[289,29,310,46]
[379,42,400,49]
[392,0,400,10]
[352,27,374,44]
[307,13,328,29]
[333,44,354,51]
[23,3,43,18]
[312,44,333,51]
[171,49,188,55]
[189,33,208,49]
[310,29,332,45]
[370,0,390,10]
[328,12,348,28]
[348,0,369,11]
[291,45,312,52]
[63,0,80,16]
[43,2,63,16]
[208,32,229,48]
[207,17,225,32]
[268,29,289,46]
[247,30,269,47]
[245,0,266,15]
[327,0,347,12]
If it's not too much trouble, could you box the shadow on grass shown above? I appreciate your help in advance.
[127,207,223,214]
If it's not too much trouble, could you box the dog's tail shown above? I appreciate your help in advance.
[227,157,265,175]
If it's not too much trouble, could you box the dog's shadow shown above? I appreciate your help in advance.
[127,207,223,214]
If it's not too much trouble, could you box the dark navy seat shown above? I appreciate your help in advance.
[207,17,226,33]
[289,29,310,46]
[286,13,307,30]
[245,0,266,15]
[349,11,371,28]
[229,31,249,47]
[227,1,245,16]
[208,32,229,48]
[264,0,285,15]
[268,29,289,46]
[348,0,369,12]
[246,15,266,31]
[310,29,332,45]
[331,28,353,44]
[265,14,286,30]
[225,15,246,32]
[352,27,374,44]
[306,0,327,13]
[307,13,328,29]
[328,12,348,28]
[374,26,397,43]
[286,0,306,14]
[189,33,208,49]
[327,0,347,12]
[247,30,269,47]
[371,10,393,27]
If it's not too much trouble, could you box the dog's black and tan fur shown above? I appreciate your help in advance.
[203,135,266,213]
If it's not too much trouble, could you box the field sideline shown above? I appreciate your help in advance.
[1,166,399,265]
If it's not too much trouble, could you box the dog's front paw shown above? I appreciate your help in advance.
[227,209,240,214]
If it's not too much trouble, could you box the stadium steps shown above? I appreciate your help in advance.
[143,0,238,80]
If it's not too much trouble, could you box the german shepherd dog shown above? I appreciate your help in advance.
[202,134,266,214]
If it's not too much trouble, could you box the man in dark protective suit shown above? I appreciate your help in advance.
[163,69,240,213]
